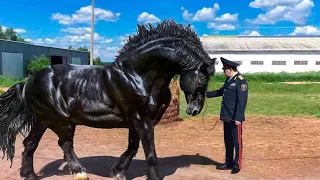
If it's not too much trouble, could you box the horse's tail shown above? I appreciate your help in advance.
[0,81,35,167]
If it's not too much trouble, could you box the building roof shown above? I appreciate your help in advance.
[200,36,320,52]
[0,39,89,54]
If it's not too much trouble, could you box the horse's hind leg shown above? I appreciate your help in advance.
[111,128,140,179]
[50,124,88,180]
[20,120,47,180]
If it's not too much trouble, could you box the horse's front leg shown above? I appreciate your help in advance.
[133,116,162,180]
[111,128,140,180]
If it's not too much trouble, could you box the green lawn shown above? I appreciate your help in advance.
[0,76,25,87]
[179,76,320,119]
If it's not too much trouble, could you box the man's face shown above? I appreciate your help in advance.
[222,67,232,77]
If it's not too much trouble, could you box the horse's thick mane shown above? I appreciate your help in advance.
[115,19,209,68]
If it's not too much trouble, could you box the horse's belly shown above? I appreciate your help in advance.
[70,106,131,128]
[70,112,130,128]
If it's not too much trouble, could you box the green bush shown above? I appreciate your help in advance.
[26,55,50,76]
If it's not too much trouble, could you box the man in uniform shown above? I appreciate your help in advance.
[206,57,248,174]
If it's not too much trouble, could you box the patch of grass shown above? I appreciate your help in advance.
[0,76,24,87]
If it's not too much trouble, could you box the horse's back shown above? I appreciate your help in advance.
[23,64,129,128]
[23,64,106,119]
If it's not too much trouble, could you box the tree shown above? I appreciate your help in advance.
[0,26,6,39]
[93,57,104,66]
[0,25,31,43]
[67,45,89,52]
[77,46,89,52]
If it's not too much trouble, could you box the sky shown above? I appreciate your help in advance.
[0,0,319,62]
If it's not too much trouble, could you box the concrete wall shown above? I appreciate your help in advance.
[209,51,320,73]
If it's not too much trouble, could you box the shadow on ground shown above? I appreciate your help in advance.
[37,154,222,180]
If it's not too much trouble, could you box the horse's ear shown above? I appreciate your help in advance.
[207,58,216,76]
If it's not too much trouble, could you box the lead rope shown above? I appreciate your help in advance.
[202,100,220,131]
[201,99,246,131]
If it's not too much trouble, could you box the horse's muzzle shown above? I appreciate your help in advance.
[186,104,201,116]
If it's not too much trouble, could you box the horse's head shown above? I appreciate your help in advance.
[180,58,216,116]
[114,19,217,116]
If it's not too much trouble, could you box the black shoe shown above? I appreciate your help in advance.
[231,167,240,174]
[216,164,233,170]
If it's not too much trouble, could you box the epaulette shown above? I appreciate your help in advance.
[238,75,244,80]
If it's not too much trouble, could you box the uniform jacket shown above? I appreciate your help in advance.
[206,73,248,122]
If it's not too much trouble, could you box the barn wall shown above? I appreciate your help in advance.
[0,41,2,75]
[209,52,320,73]
[0,40,90,78]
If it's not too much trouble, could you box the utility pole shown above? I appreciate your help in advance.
[90,0,94,65]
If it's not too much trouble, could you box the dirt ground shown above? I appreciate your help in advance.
[1,115,320,180]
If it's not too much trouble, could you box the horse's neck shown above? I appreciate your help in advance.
[109,58,178,96]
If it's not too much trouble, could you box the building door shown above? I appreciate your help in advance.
[2,52,24,79]
[50,56,63,65]
[71,57,81,65]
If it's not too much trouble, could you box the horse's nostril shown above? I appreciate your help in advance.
[192,110,198,116]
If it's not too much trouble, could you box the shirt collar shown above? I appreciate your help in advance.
[228,72,238,82]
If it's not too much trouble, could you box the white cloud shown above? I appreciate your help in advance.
[52,5,120,25]
[181,3,220,22]
[13,28,26,33]
[215,13,239,22]
[119,35,129,45]
[94,45,120,59]
[290,25,320,35]
[240,30,262,36]
[248,0,314,25]
[208,23,236,30]
[181,4,239,31]
[249,0,302,9]
[24,38,32,42]
[1,26,26,34]
[137,12,161,24]
[61,27,91,35]
[181,7,194,21]
[30,32,112,51]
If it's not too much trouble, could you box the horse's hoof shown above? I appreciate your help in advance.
[73,172,89,180]
[24,177,38,180]
[23,173,38,180]
[110,165,126,180]
[115,173,126,180]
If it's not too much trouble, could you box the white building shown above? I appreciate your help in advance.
[201,36,320,73]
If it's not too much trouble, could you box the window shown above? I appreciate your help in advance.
[251,61,264,65]
[294,61,308,65]
[316,61,320,65]
[272,61,286,65]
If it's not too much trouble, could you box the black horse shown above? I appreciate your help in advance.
[0,19,216,180]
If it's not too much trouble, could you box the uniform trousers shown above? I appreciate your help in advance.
[223,121,243,169]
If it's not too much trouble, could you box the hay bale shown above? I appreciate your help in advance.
[159,79,183,124]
